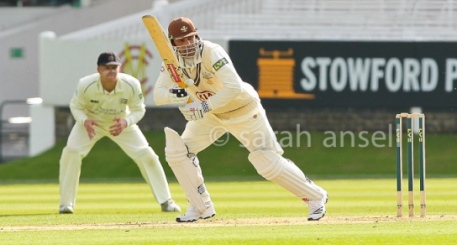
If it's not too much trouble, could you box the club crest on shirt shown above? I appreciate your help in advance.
[212,58,228,71]
[120,98,128,104]
[202,72,213,79]
[202,71,213,84]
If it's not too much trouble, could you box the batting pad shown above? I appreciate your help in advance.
[164,127,212,213]
[59,147,82,208]
[248,150,324,201]
[133,147,171,204]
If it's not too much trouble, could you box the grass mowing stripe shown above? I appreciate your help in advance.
[1,221,456,245]
[0,179,456,245]
[2,132,457,182]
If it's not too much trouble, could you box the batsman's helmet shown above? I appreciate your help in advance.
[168,17,199,45]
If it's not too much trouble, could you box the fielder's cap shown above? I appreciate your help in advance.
[97,52,121,66]
[168,17,198,40]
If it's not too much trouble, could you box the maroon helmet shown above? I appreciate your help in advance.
[168,17,199,43]
[167,17,203,64]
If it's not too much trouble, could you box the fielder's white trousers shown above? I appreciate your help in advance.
[59,122,172,209]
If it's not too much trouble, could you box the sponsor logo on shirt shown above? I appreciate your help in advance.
[120,98,128,104]
[95,108,124,115]
[195,90,214,101]
[90,99,99,103]
[212,58,228,71]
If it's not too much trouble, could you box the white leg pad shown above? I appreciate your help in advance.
[248,150,324,201]
[164,127,211,213]
[133,147,171,204]
[59,147,82,208]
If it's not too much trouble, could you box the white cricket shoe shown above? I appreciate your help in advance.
[176,204,216,222]
[59,205,74,214]
[307,191,328,221]
[161,199,181,212]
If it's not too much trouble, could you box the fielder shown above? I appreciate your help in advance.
[59,52,180,214]
[153,17,328,222]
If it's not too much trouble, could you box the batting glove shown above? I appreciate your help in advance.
[168,84,189,105]
[179,101,212,121]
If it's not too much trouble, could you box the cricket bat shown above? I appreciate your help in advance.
[142,15,191,101]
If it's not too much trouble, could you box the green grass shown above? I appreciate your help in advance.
[0,131,456,244]
[0,131,456,182]
[0,179,456,244]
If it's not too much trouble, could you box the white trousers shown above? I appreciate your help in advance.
[182,104,283,154]
[59,122,172,208]
[177,103,325,203]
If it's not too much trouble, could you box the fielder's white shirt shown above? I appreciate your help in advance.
[154,40,260,115]
[70,73,145,129]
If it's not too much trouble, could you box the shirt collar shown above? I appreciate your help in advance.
[96,77,124,94]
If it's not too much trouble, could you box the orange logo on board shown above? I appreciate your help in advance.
[257,48,315,100]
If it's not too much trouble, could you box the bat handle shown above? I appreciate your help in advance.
[171,88,187,97]
[171,87,193,103]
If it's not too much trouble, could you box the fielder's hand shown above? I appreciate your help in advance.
[109,117,127,136]
[179,101,211,121]
[84,119,99,140]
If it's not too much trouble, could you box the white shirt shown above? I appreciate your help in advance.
[154,40,260,115]
[70,73,145,129]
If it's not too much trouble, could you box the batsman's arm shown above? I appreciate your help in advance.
[154,66,184,106]
[204,48,243,111]
[164,63,192,103]
[164,62,187,89]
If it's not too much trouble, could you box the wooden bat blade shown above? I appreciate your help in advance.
[142,15,187,89]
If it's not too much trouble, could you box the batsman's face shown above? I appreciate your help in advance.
[174,35,197,57]
[98,65,120,82]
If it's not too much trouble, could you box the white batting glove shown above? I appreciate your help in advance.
[179,101,212,121]
[168,84,189,105]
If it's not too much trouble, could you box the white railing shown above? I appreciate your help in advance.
[60,0,457,41]
[61,0,263,40]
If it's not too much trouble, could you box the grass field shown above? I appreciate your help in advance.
[1,180,456,244]
[0,131,456,244]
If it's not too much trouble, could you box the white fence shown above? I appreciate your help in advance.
[60,0,457,41]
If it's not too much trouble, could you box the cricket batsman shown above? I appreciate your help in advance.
[153,17,328,222]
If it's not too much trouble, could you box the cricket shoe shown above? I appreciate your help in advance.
[161,199,181,212]
[307,191,328,221]
[59,205,74,214]
[176,204,216,222]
